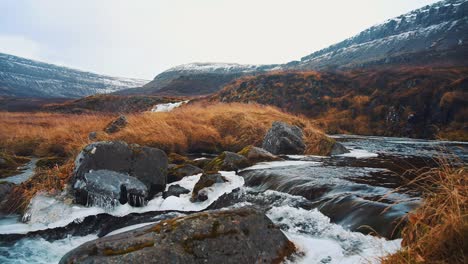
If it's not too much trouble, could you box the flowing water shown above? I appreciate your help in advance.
[0,136,466,264]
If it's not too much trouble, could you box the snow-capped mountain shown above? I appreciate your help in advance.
[295,0,468,69]
[124,0,467,96]
[0,53,148,98]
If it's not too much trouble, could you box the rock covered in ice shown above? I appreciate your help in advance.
[59,208,295,264]
[72,141,168,207]
[74,170,148,207]
[262,121,305,155]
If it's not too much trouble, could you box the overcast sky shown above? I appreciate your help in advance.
[0,0,440,79]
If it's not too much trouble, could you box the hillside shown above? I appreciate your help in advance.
[117,63,278,96]
[212,67,468,140]
[124,0,468,97]
[0,53,148,98]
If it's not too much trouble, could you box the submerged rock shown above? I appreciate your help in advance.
[191,173,227,202]
[262,121,305,155]
[162,185,190,199]
[59,208,295,264]
[104,115,128,134]
[72,141,168,207]
[168,164,203,183]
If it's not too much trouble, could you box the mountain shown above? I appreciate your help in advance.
[124,0,468,96]
[0,53,148,98]
[117,63,278,96]
[293,0,468,70]
[212,67,468,140]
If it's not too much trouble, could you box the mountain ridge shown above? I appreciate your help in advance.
[0,53,148,98]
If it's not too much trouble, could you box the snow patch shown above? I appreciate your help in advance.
[151,100,189,112]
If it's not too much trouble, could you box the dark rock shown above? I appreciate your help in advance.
[59,208,296,264]
[238,145,281,163]
[262,121,305,155]
[330,142,350,155]
[104,115,128,134]
[192,157,212,169]
[204,151,249,172]
[191,173,226,202]
[162,185,190,199]
[168,164,203,183]
[73,170,147,207]
[0,158,6,166]
[0,182,14,210]
[88,131,97,141]
[72,141,168,206]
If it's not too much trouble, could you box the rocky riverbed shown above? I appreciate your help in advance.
[0,132,466,264]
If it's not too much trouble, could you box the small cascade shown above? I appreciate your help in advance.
[85,192,119,210]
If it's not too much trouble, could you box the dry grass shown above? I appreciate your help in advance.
[0,102,334,212]
[383,161,467,264]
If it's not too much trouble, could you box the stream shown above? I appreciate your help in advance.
[0,135,466,264]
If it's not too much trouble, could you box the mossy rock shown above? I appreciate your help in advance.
[204,151,249,172]
[168,153,194,165]
[168,164,203,183]
[237,145,281,163]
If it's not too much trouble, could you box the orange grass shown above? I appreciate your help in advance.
[383,162,467,264]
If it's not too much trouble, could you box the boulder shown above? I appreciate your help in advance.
[168,164,204,183]
[0,182,14,211]
[191,173,226,202]
[73,170,148,207]
[104,115,128,134]
[238,145,281,163]
[330,142,350,155]
[204,151,249,172]
[162,185,190,199]
[59,208,295,264]
[73,141,168,206]
[262,121,306,155]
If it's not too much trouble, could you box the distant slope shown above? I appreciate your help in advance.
[0,53,148,98]
[117,63,278,96]
[212,67,468,140]
[127,0,468,96]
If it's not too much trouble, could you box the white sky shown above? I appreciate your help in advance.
[0,0,440,79]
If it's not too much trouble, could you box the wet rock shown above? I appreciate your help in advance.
[238,145,282,163]
[162,185,190,199]
[0,182,14,211]
[88,131,97,141]
[73,141,168,206]
[74,170,148,207]
[168,164,203,183]
[59,208,295,264]
[104,115,128,134]
[204,151,249,172]
[262,121,305,155]
[330,142,350,155]
[191,173,226,202]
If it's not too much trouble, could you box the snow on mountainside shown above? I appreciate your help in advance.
[296,0,468,69]
[0,53,148,98]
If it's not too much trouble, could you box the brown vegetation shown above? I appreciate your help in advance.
[383,162,467,264]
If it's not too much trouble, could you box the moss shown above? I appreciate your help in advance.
[0,153,30,178]
[103,241,155,256]
[237,145,253,157]
[36,156,66,169]
[168,153,190,165]
[203,152,226,172]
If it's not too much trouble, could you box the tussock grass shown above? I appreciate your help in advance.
[383,161,467,264]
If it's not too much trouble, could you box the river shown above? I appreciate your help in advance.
[0,135,466,263]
